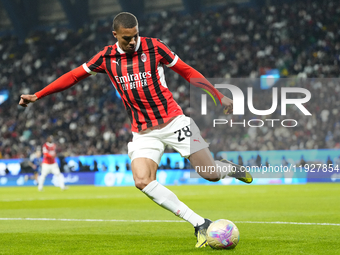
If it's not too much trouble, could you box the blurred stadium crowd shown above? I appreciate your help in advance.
[0,0,339,159]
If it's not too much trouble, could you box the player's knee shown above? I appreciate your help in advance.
[134,178,151,190]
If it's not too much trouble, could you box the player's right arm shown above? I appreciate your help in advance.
[19,65,90,107]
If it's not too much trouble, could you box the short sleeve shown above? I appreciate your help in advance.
[156,39,179,67]
[82,48,108,75]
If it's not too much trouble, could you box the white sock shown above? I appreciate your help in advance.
[214,160,233,179]
[58,174,65,189]
[38,175,45,190]
[142,180,205,227]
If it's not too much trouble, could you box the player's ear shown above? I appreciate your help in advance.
[112,31,117,38]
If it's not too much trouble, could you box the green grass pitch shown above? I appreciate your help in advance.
[1,183,340,254]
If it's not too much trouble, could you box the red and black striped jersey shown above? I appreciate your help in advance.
[82,37,183,132]
[42,142,56,164]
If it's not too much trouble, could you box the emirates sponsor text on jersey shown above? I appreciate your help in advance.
[115,71,152,90]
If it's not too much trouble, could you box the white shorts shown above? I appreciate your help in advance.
[41,163,61,177]
[128,115,209,165]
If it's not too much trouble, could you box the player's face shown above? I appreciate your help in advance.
[47,136,53,143]
[113,26,139,54]
[36,150,41,157]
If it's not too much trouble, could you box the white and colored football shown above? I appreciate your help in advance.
[207,219,240,249]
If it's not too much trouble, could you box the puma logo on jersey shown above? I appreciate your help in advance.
[112,59,120,66]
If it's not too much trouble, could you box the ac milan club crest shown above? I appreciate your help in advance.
[141,53,147,62]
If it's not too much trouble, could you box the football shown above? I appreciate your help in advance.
[207,219,240,249]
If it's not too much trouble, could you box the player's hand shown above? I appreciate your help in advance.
[221,96,233,115]
[19,94,38,107]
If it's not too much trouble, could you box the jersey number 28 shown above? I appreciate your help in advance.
[174,126,192,142]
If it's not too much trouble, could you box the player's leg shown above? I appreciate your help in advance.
[188,148,220,181]
[131,157,157,190]
[38,163,48,191]
[51,163,65,190]
[165,116,226,181]
[129,130,209,247]
[132,157,206,227]
[131,157,209,247]
[189,146,253,183]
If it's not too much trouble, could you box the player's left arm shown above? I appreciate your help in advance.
[156,39,232,114]
[170,58,233,114]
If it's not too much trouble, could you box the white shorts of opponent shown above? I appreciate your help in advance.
[41,163,61,176]
[38,163,65,190]
[128,115,209,165]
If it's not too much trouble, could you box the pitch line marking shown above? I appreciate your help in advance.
[0,195,144,202]
[234,221,340,226]
[0,218,184,223]
[0,218,339,226]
